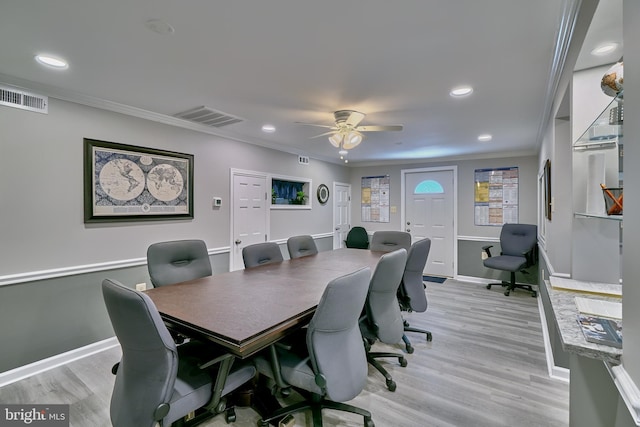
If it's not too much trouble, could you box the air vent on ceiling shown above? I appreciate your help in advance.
[174,106,243,128]
[0,84,48,114]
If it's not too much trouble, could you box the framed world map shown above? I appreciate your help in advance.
[83,138,194,223]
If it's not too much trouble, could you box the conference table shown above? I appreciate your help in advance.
[145,248,384,359]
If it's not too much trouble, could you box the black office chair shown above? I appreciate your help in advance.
[102,279,256,426]
[359,248,408,392]
[345,226,369,249]
[483,223,538,297]
[369,231,412,252]
[147,239,212,287]
[255,267,375,427]
[242,242,284,268]
[287,235,318,259]
[397,238,433,354]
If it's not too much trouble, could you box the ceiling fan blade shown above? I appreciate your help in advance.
[356,125,403,132]
[345,111,366,127]
[295,122,336,129]
[309,130,337,139]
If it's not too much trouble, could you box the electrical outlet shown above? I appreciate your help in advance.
[135,283,147,291]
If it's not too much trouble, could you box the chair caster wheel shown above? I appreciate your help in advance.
[486,284,492,289]
[504,290,510,296]
[386,379,396,392]
[399,357,408,367]
[426,332,433,342]
[258,420,269,427]
[365,418,375,427]
[225,408,236,423]
[403,320,410,327]
[532,291,537,297]
[406,345,414,354]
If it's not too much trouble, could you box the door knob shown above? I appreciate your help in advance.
[235,239,242,245]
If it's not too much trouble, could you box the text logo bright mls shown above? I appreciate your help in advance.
[0,405,69,426]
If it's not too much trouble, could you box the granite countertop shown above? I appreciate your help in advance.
[545,276,622,365]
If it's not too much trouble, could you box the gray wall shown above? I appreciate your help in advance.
[0,97,345,373]
[348,156,539,279]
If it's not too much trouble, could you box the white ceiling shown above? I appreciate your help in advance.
[0,0,623,165]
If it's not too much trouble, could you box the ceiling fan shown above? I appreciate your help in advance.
[298,110,403,150]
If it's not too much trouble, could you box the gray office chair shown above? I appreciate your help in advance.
[255,267,375,427]
[242,242,284,268]
[147,239,212,287]
[102,279,256,427]
[369,231,411,252]
[287,235,318,259]
[397,238,432,354]
[359,248,408,392]
[483,223,538,297]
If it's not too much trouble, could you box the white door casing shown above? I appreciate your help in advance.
[402,167,457,277]
[230,170,269,271]
[333,182,351,249]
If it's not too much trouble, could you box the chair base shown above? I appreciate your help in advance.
[366,351,407,392]
[401,320,433,354]
[258,393,374,427]
[486,272,537,297]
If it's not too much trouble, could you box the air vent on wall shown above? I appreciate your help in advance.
[0,84,48,114]
[174,106,243,128]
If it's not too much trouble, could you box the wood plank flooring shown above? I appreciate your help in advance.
[0,280,569,426]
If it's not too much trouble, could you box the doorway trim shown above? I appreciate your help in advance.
[401,165,458,278]
[332,181,352,249]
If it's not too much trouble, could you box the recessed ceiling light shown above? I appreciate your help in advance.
[261,124,276,133]
[35,55,68,69]
[591,43,618,56]
[450,86,473,97]
[478,134,492,142]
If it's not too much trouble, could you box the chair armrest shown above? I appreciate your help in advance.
[481,245,493,258]
[521,247,536,266]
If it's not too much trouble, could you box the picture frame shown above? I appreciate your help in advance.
[544,159,552,220]
[83,138,194,223]
[317,184,329,204]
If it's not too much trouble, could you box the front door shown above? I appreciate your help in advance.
[404,168,456,277]
[333,182,351,248]
[231,171,268,271]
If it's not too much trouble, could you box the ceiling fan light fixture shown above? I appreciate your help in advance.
[342,131,362,149]
[338,149,348,156]
[328,133,343,147]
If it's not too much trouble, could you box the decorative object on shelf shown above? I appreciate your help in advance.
[601,61,624,98]
[292,191,307,205]
[609,104,624,125]
[601,184,623,215]
[83,138,194,223]
[317,184,329,204]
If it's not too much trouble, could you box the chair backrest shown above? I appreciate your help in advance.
[102,279,178,427]
[345,226,369,249]
[399,238,431,313]
[147,239,212,287]
[369,231,412,252]
[307,267,371,402]
[287,235,318,259]
[499,224,538,258]
[242,242,284,268]
[366,248,408,344]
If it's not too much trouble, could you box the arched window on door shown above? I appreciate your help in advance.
[414,180,444,194]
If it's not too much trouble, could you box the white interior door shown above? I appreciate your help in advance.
[333,182,351,248]
[231,171,268,271]
[404,169,455,277]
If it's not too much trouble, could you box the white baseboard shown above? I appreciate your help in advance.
[608,363,640,425]
[0,337,119,388]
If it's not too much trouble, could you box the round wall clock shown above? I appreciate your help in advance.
[317,184,329,204]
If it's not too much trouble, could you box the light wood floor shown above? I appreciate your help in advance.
[0,280,569,427]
